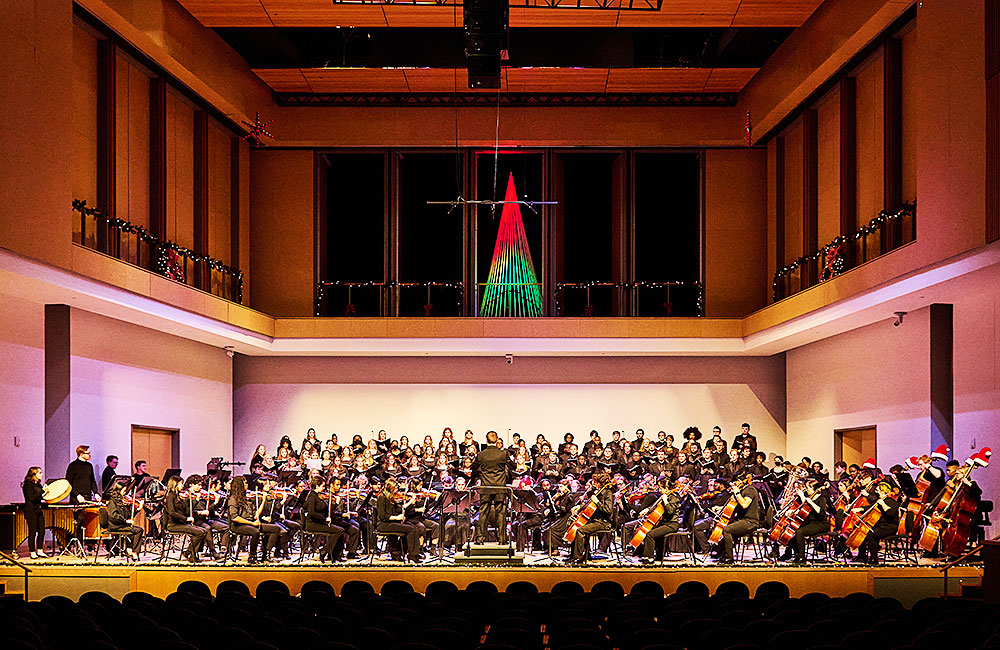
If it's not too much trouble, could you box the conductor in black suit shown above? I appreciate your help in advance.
[476,431,511,544]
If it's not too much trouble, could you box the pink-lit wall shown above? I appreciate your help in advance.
[786,309,931,469]
[787,262,1000,534]
[0,286,234,503]
[0,290,46,505]
[69,309,234,482]
[233,355,787,466]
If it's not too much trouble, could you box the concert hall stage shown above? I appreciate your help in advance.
[0,560,981,606]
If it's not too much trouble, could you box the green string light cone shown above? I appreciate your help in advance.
[480,173,544,317]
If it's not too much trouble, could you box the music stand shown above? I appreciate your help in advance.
[277,470,299,487]
[162,469,182,484]
[473,485,512,551]
[433,489,470,564]
[511,489,539,553]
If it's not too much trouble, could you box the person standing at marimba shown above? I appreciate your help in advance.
[66,445,101,543]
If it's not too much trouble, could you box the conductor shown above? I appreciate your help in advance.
[476,430,511,544]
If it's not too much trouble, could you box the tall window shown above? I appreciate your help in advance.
[633,152,702,316]
[475,151,544,315]
[323,153,386,316]
[397,152,464,316]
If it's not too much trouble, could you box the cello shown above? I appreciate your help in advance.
[629,482,690,550]
[843,480,897,550]
[898,456,932,535]
[563,480,613,543]
[768,481,827,546]
[708,475,752,545]
[918,448,990,553]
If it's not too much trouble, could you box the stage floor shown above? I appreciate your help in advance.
[0,551,982,607]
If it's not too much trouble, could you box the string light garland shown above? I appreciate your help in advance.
[745,111,752,148]
[315,281,465,317]
[241,112,274,148]
[554,281,704,317]
[72,200,244,303]
[772,202,915,301]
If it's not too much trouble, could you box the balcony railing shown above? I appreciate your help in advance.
[772,203,916,302]
[555,281,704,317]
[72,200,243,304]
[315,281,465,317]
[314,279,703,317]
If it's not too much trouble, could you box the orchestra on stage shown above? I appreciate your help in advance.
[7,425,991,567]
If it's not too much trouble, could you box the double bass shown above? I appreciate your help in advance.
[708,475,752,545]
[563,481,613,543]
[918,448,990,554]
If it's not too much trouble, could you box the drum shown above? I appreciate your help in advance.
[42,479,72,503]
[83,507,101,539]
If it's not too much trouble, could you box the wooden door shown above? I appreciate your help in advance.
[131,426,178,480]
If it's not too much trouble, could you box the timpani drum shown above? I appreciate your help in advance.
[83,507,101,539]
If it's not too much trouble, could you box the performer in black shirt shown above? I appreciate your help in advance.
[856,479,900,566]
[66,445,101,543]
[328,476,361,559]
[791,478,831,564]
[21,467,46,559]
[101,456,119,494]
[304,477,345,562]
[731,423,758,455]
[568,472,615,565]
[164,476,207,563]
[718,472,760,565]
[376,478,421,562]
[105,480,143,559]
[640,476,682,563]
[475,431,511,544]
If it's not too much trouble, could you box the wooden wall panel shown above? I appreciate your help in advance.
[72,21,99,245]
[732,0,825,27]
[301,68,408,92]
[839,76,857,238]
[783,121,803,268]
[506,68,609,93]
[606,68,711,93]
[816,86,840,247]
[854,47,884,229]
[802,109,818,286]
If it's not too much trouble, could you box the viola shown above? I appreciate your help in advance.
[707,476,752,545]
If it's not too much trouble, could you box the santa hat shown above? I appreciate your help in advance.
[973,448,992,467]
[904,456,920,470]
[863,458,877,469]
[931,444,950,462]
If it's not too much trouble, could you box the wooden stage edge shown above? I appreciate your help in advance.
[0,563,983,607]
